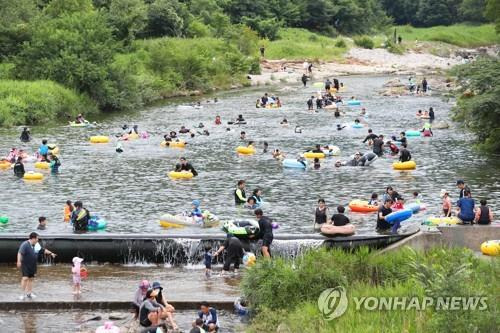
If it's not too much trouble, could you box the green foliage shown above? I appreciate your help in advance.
[0,0,39,58]
[264,28,347,61]
[44,0,94,18]
[385,39,405,54]
[353,36,375,49]
[485,0,500,33]
[0,63,15,80]
[335,39,347,48]
[451,57,500,152]
[0,80,96,126]
[459,0,487,22]
[186,20,211,38]
[396,24,499,47]
[144,0,185,38]
[244,247,499,332]
[107,0,147,43]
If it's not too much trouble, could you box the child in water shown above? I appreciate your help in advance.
[72,257,84,294]
[215,115,221,125]
[245,197,258,209]
[190,200,203,223]
[204,245,212,278]
[313,158,321,169]
[392,197,405,210]
[64,200,74,222]
[368,193,379,206]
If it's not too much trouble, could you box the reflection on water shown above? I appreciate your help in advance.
[0,76,498,235]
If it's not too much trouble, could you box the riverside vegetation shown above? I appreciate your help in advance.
[0,0,498,127]
[242,247,499,333]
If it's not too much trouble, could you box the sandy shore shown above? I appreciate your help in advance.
[249,47,469,86]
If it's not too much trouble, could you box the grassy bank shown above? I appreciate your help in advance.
[395,24,499,47]
[263,28,347,61]
[0,80,96,126]
[242,247,499,332]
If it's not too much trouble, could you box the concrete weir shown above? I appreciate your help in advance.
[0,232,416,264]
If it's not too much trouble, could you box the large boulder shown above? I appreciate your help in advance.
[383,78,405,88]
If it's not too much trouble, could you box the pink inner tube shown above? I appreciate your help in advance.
[96,322,120,333]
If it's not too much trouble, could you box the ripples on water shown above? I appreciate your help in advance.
[0,76,498,235]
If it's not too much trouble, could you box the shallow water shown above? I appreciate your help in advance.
[0,76,498,235]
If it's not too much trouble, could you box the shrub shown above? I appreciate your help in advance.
[335,38,347,48]
[354,36,375,49]
[0,80,96,126]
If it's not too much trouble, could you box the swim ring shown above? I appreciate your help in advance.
[0,216,8,224]
[347,100,361,106]
[405,130,421,137]
[282,159,308,169]
[352,123,363,129]
[69,121,90,127]
[320,224,355,236]
[159,211,219,228]
[49,146,60,155]
[34,161,50,169]
[222,220,260,238]
[406,203,424,214]
[90,136,109,144]
[168,171,194,179]
[161,141,186,148]
[423,216,460,225]
[96,321,120,333]
[480,240,500,256]
[0,161,11,170]
[303,152,325,159]
[88,216,107,231]
[349,200,379,213]
[243,252,256,266]
[385,209,412,224]
[325,146,341,156]
[236,146,255,155]
[393,161,416,170]
[23,172,43,180]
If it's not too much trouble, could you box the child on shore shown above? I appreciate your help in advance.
[72,257,84,294]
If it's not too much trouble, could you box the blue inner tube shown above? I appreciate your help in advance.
[405,130,421,137]
[405,203,421,214]
[347,100,361,106]
[282,159,307,169]
[385,209,412,224]
[88,217,107,231]
[352,123,363,129]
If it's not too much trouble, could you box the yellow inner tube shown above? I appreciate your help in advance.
[480,240,500,256]
[90,136,110,144]
[0,162,11,170]
[236,146,255,155]
[303,152,325,159]
[393,160,416,170]
[34,161,50,169]
[49,146,60,155]
[168,171,194,179]
[426,217,460,225]
[161,141,186,148]
[23,172,44,180]
[159,220,185,228]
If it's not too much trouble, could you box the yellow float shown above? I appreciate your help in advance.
[236,146,255,155]
[393,160,416,170]
[161,140,186,148]
[424,216,460,225]
[168,171,194,179]
[48,146,59,155]
[159,220,185,228]
[480,240,500,256]
[0,161,11,170]
[303,152,325,159]
[23,172,44,181]
[34,161,50,169]
[90,136,110,144]
[128,133,139,140]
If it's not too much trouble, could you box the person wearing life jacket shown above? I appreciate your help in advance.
[71,201,90,232]
[314,199,329,231]
[252,189,264,205]
[234,180,246,204]
[421,123,433,137]
[48,153,61,173]
[474,199,493,225]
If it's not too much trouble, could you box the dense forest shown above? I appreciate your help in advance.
[0,0,498,127]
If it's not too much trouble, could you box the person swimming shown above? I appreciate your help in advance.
[179,126,190,134]
[337,124,346,131]
[215,115,221,125]
[295,126,302,133]
[272,149,285,160]
[280,118,288,126]
[20,128,31,143]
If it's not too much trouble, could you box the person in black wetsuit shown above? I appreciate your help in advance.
[362,129,378,144]
[302,74,308,87]
[20,128,31,143]
[372,135,384,156]
[429,107,435,123]
[253,209,273,257]
[175,157,198,176]
[261,93,268,107]
[324,79,332,91]
[399,143,411,162]
[13,157,25,177]
[311,144,323,153]
[333,78,340,91]
[392,132,407,145]
[336,124,346,131]
[376,199,393,231]
[307,96,314,110]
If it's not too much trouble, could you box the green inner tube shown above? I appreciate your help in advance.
[0,216,8,224]
[222,220,260,237]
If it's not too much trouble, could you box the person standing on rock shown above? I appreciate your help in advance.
[422,78,428,93]
[17,232,57,300]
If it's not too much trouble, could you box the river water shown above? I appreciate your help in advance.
[0,76,498,235]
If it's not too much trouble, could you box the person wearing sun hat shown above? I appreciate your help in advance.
[152,281,178,331]
[132,280,150,318]
[71,257,84,295]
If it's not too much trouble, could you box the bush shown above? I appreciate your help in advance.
[0,80,96,126]
[335,38,347,48]
[353,36,375,49]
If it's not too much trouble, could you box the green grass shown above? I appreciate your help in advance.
[395,24,499,47]
[264,28,348,61]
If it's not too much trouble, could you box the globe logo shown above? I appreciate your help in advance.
[317,286,348,320]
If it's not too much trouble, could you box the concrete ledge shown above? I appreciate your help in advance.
[0,301,235,311]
